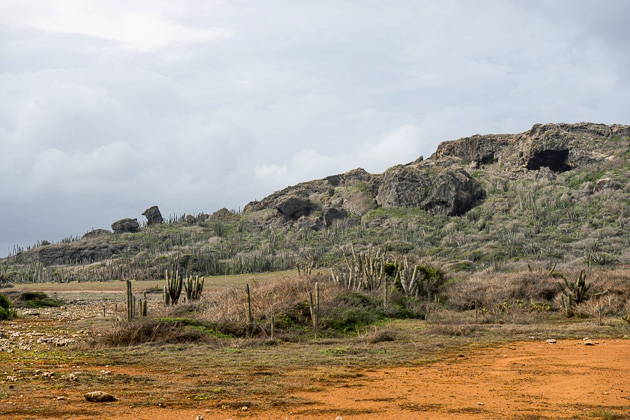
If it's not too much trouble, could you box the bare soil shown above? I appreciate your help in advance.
[1,285,629,419]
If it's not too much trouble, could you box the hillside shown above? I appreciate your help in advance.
[1,122,629,284]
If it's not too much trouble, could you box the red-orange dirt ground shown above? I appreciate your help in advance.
[5,339,629,419]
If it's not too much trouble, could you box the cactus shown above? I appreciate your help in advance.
[558,270,591,317]
[330,245,385,291]
[184,275,204,301]
[164,267,183,306]
[126,280,133,321]
[308,282,320,329]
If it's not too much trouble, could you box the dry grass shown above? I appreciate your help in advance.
[95,318,218,346]
[199,273,339,330]
[447,270,558,310]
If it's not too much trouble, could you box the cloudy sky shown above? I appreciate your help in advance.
[1,0,629,256]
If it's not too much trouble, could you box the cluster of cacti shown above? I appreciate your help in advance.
[164,266,183,306]
[558,269,591,317]
[330,245,385,291]
[184,275,204,301]
[392,258,444,299]
[296,255,315,276]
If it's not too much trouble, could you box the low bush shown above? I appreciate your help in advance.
[13,292,63,308]
[0,293,16,320]
[95,318,218,346]
[446,271,558,310]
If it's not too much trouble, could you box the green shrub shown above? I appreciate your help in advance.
[321,291,384,332]
[14,292,63,308]
[0,293,16,320]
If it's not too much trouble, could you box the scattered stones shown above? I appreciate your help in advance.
[84,391,117,402]
[546,339,557,344]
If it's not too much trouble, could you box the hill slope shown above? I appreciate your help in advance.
[2,122,629,283]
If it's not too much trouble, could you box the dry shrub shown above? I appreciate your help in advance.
[95,319,215,347]
[365,328,396,344]
[447,270,557,310]
[574,269,630,317]
[200,274,341,330]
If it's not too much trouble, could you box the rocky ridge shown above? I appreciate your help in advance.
[4,122,630,270]
[242,122,627,231]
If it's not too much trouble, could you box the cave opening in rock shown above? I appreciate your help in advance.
[526,149,571,172]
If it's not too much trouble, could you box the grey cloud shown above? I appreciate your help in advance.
[1,0,629,255]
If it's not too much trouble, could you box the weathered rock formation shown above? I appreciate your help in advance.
[433,122,630,172]
[13,241,128,266]
[142,206,163,225]
[111,218,139,234]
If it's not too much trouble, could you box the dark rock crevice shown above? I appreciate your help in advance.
[526,149,571,172]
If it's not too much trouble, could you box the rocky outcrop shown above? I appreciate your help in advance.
[277,197,314,220]
[14,242,128,266]
[432,122,630,172]
[421,168,486,215]
[323,208,348,226]
[111,218,139,233]
[375,165,431,208]
[244,163,487,228]
[433,134,510,166]
[142,206,163,225]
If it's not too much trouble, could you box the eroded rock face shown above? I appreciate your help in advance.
[277,197,313,220]
[376,165,431,208]
[525,149,571,172]
[323,207,348,226]
[111,218,139,234]
[421,168,486,216]
[14,242,128,266]
[142,206,163,225]
[433,134,510,166]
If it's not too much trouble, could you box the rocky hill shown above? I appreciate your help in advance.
[2,122,629,283]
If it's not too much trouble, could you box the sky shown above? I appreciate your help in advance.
[1,0,629,256]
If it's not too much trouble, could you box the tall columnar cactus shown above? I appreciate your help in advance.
[126,279,133,321]
[184,275,204,301]
[330,245,385,291]
[164,267,183,306]
[558,269,591,317]
[308,282,320,329]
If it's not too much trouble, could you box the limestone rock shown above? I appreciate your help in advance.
[84,391,117,402]
[111,218,139,233]
[433,134,510,166]
[421,168,486,216]
[323,208,348,226]
[142,206,163,225]
[375,165,431,208]
[277,197,313,220]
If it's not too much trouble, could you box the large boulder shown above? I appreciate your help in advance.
[277,197,313,220]
[111,218,140,233]
[421,168,486,216]
[142,206,163,225]
[323,207,348,226]
[375,165,431,208]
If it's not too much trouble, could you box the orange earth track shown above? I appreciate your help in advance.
[11,339,630,420]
